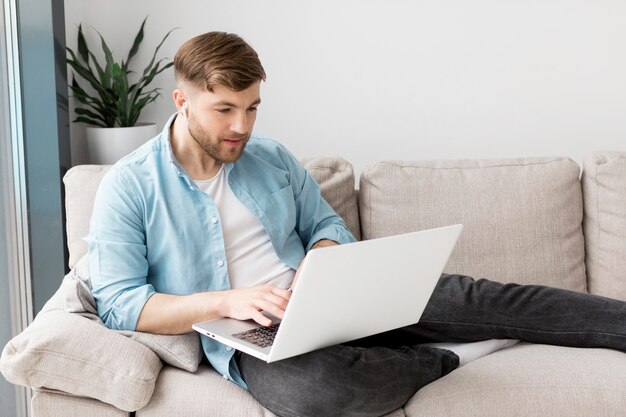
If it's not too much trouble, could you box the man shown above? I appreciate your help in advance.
[89,32,626,417]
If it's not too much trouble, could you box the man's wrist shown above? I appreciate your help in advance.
[196,290,227,318]
[311,239,339,250]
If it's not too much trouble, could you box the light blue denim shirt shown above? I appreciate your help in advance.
[88,113,356,388]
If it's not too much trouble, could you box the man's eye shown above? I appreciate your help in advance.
[248,107,258,112]
[217,108,231,113]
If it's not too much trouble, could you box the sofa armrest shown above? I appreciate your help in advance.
[32,389,130,417]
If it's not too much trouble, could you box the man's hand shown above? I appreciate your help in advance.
[220,285,292,327]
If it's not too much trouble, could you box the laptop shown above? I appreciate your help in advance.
[193,224,463,363]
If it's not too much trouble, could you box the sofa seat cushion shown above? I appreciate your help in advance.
[136,364,406,417]
[404,343,626,417]
[359,157,586,291]
[582,151,626,301]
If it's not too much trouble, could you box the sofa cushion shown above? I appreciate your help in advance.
[301,156,361,240]
[32,390,130,417]
[582,151,626,301]
[359,157,586,291]
[0,284,162,412]
[65,255,203,372]
[63,165,110,269]
[64,157,359,269]
[135,364,406,417]
[404,343,626,417]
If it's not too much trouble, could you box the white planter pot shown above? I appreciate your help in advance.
[85,123,158,165]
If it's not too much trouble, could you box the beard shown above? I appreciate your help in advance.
[187,119,249,164]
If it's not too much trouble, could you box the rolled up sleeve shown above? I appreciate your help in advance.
[87,167,155,331]
[276,144,357,251]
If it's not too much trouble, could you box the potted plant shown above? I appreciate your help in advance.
[66,17,175,164]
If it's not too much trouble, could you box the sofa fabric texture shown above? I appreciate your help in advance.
[301,156,361,240]
[3,153,626,417]
[136,365,406,417]
[63,165,110,269]
[32,390,130,417]
[404,343,626,417]
[359,157,586,291]
[0,281,162,412]
[64,256,204,373]
[582,151,626,301]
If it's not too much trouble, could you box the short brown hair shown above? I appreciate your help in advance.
[174,32,266,92]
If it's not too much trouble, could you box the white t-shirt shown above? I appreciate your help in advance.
[195,165,295,289]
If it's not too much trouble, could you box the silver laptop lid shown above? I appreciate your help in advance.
[267,224,463,362]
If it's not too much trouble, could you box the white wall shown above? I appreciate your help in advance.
[65,0,626,176]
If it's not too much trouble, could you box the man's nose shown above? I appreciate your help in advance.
[230,112,249,134]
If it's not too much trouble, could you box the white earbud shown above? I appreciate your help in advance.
[181,102,189,126]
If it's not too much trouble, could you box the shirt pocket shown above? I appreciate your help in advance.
[263,185,297,238]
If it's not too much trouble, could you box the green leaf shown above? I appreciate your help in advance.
[111,63,130,124]
[96,30,115,89]
[67,48,109,98]
[87,51,105,86]
[128,93,158,126]
[132,60,173,104]
[124,16,146,71]
[71,79,116,126]
[69,77,104,108]
[77,24,89,63]
[140,27,177,79]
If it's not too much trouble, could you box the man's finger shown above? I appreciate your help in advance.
[250,310,273,327]
[272,287,292,300]
[255,299,286,320]
[262,293,289,310]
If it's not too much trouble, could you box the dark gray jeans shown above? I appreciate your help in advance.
[236,274,626,417]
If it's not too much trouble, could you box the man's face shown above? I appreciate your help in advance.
[184,81,261,164]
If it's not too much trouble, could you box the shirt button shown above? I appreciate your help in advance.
[226,346,233,351]
[211,217,218,224]
[222,374,229,380]
[217,260,224,267]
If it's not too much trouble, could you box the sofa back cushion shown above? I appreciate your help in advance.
[301,156,361,241]
[64,157,360,269]
[359,157,586,291]
[64,165,111,269]
[582,151,626,301]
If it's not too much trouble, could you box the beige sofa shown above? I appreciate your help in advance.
[2,152,626,417]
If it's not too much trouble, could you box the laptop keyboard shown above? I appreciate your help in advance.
[232,323,280,348]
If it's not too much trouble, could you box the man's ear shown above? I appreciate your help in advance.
[172,89,186,111]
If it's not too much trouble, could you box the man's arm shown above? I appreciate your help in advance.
[274,143,356,250]
[137,240,337,334]
[136,284,292,334]
[137,239,339,333]
[90,167,292,334]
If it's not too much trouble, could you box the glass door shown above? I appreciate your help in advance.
[1,0,33,416]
